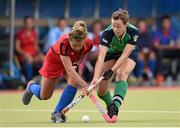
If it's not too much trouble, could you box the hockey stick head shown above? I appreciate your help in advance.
[110,115,118,123]
[89,94,118,123]
[103,114,117,123]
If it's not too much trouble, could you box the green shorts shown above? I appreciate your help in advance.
[104,50,138,62]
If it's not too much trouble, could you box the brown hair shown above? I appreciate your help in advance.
[69,20,88,40]
[161,15,170,23]
[112,9,129,25]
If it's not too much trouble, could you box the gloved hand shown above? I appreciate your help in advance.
[102,69,114,80]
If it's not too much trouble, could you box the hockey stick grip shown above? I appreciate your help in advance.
[87,76,104,92]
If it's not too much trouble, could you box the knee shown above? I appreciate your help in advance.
[67,79,79,87]
[98,83,108,96]
[116,70,129,81]
[98,89,107,96]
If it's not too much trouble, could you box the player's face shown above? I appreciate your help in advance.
[162,19,171,31]
[58,20,67,30]
[112,19,127,38]
[25,18,34,29]
[70,39,85,51]
[93,23,102,35]
[137,21,147,33]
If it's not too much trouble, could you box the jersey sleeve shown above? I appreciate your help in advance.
[59,42,69,56]
[127,28,140,45]
[100,30,113,47]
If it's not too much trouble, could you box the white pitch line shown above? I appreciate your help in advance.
[0,127,180,128]
[121,110,180,114]
[0,127,179,128]
[0,109,180,114]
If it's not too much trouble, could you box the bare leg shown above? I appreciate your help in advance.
[98,60,116,96]
[116,58,136,81]
[40,77,59,100]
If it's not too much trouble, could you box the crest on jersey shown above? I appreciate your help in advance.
[133,35,138,42]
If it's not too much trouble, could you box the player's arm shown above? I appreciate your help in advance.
[93,31,110,80]
[154,38,173,49]
[15,39,33,63]
[34,40,41,53]
[34,31,42,54]
[111,44,135,72]
[60,55,88,87]
[15,39,26,55]
[93,45,107,79]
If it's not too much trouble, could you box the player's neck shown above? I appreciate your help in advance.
[117,30,126,40]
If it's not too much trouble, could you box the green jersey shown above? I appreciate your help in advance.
[100,23,139,54]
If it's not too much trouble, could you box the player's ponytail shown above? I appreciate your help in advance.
[69,20,88,40]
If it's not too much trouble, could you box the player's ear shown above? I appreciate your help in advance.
[124,22,128,27]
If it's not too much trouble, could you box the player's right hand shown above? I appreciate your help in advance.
[81,85,89,96]
[90,77,99,86]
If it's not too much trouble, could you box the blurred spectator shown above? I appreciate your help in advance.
[15,16,44,81]
[88,20,104,63]
[135,18,156,84]
[83,20,103,81]
[43,17,71,53]
[153,15,180,84]
[153,15,179,48]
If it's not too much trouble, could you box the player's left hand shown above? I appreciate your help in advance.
[81,86,89,96]
[102,69,114,80]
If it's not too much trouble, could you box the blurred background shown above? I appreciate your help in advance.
[0,0,180,90]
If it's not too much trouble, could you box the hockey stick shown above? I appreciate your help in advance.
[89,94,117,123]
[62,77,104,114]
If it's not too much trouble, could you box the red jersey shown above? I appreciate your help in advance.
[39,34,93,78]
[16,28,37,57]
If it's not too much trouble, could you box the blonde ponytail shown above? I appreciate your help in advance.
[69,20,88,40]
